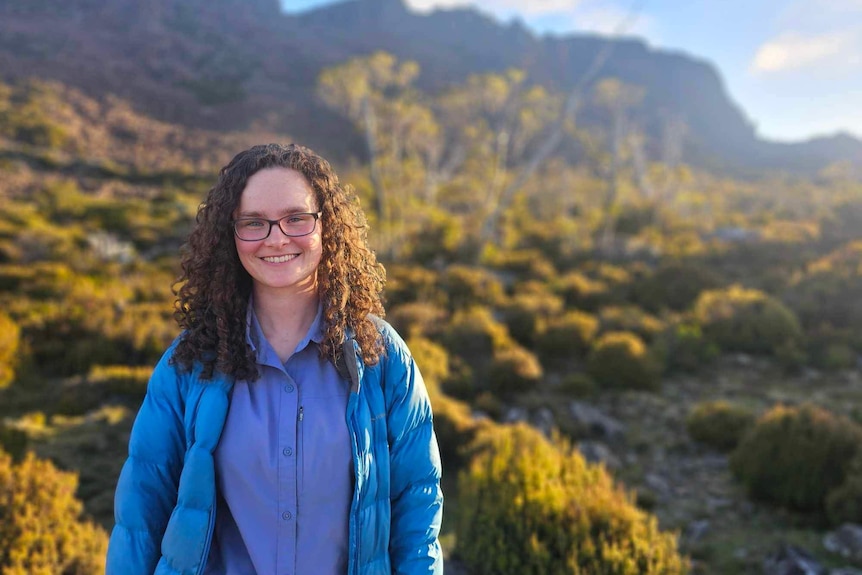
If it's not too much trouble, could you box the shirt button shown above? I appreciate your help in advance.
[282,511,292,520]
[283,447,292,456]
[284,383,295,393]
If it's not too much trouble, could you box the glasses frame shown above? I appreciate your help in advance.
[232,212,322,242]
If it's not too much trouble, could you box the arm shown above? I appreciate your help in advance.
[106,345,186,574]
[384,333,444,575]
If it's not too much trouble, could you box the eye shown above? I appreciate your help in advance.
[240,219,266,228]
[285,215,307,224]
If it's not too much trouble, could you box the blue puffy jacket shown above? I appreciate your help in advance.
[107,321,443,575]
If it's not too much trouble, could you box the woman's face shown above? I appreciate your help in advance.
[233,167,323,297]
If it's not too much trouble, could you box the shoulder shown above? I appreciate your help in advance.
[370,315,411,360]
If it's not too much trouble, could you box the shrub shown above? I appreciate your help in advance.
[500,291,564,347]
[0,312,20,389]
[388,302,448,339]
[693,285,803,355]
[383,265,444,308]
[587,331,661,391]
[0,425,27,462]
[597,305,665,343]
[488,346,543,397]
[406,337,450,400]
[686,401,755,452]
[633,262,722,313]
[826,451,862,525]
[483,248,557,283]
[441,306,514,365]
[730,403,862,514]
[442,265,505,311]
[407,209,465,266]
[653,323,719,373]
[552,271,611,311]
[456,423,688,574]
[536,311,599,364]
[0,450,108,574]
[557,373,597,397]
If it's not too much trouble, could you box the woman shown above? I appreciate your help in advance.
[107,143,443,575]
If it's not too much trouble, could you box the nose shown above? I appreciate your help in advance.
[263,223,292,246]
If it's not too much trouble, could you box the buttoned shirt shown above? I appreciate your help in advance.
[204,302,353,575]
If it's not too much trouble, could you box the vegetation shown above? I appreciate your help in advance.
[686,400,755,453]
[730,404,862,518]
[456,424,688,574]
[0,54,862,573]
[0,449,108,574]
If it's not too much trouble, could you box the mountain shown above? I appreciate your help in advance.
[0,0,859,176]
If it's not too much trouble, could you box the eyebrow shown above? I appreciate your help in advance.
[235,207,317,218]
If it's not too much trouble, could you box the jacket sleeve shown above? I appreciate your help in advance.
[106,345,186,575]
[384,331,444,575]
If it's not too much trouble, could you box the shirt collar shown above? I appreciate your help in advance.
[245,297,325,365]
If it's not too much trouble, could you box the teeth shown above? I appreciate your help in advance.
[262,254,298,263]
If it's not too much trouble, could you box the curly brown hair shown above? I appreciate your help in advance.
[172,143,386,380]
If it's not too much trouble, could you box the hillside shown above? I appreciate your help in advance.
[1,0,860,175]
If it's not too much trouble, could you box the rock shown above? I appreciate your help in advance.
[533,407,556,437]
[569,401,626,441]
[684,519,710,544]
[824,524,862,563]
[502,406,529,424]
[644,473,672,500]
[829,568,862,575]
[762,544,825,575]
[577,440,621,469]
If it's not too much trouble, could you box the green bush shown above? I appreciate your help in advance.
[597,305,665,343]
[552,271,611,311]
[653,323,720,373]
[488,346,543,397]
[633,262,722,312]
[442,265,505,311]
[407,209,466,266]
[484,248,557,283]
[730,403,862,514]
[693,284,803,355]
[0,312,20,389]
[0,425,27,462]
[536,311,599,364]
[442,306,514,365]
[686,401,755,452]
[0,450,108,574]
[500,291,564,347]
[587,331,661,391]
[406,337,450,400]
[826,451,862,525]
[388,302,448,339]
[456,423,688,574]
[383,265,444,308]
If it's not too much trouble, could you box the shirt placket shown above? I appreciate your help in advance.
[277,371,299,575]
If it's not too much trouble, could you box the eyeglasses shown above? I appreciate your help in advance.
[233,212,322,241]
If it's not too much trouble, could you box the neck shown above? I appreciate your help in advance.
[252,283,319,351]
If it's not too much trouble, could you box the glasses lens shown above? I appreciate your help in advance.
[235,219,269,241]
[278,214,317,237]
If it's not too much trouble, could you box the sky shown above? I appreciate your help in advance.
[283,0,862,143]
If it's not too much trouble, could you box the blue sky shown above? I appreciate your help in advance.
[283,0,862,143]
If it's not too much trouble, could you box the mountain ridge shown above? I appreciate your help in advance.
[0,0,859,175]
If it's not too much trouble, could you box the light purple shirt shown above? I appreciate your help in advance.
[205,302,353,575]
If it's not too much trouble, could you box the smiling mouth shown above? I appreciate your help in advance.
[261,254,299,263]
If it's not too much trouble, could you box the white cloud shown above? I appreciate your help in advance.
[751,32,850,73]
